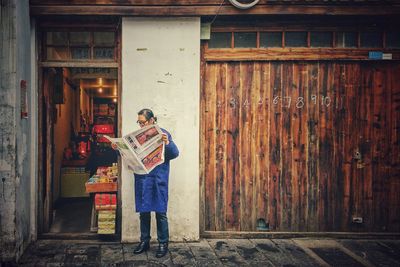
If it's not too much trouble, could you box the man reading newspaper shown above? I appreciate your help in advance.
[107,108,179,258]
[105,123,166,174]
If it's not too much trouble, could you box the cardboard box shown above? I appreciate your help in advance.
[98,210,116,234]
[61,170,90,198]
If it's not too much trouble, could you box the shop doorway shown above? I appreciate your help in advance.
[38,67,120,237]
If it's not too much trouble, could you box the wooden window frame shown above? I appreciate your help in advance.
[205,27,400,61]
[42,30,117,63]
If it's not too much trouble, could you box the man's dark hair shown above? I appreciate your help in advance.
[138,108,157,122]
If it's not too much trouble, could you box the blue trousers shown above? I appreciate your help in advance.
[139,212,169,244]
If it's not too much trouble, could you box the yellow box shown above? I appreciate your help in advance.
[98,224,115,228]
[98,228,115,234]
[98,210,116,221]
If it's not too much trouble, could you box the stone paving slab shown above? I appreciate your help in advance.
[168,242,197,267]
[379,240,400,255]
[339,240,400,267]
[64,244,101,267]
[122,243,147,262]
[13,238,400,267]
[208,239,249,267]
[272,239,322,267]
[146,243,175,267]
[100,244,124,266]
[253,239,319,267]
[311,247,365,267]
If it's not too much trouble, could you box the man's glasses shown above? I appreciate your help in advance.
[137,120,148,126]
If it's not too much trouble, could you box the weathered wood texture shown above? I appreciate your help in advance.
[204,49,400,61]
[201,60,400,232]
[29,1,400,16]
[29,0,400,5]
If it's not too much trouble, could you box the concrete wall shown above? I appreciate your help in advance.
[121,17,200,242]
[0,0,33,262]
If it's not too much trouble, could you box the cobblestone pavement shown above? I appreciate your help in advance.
[12,238,400,266]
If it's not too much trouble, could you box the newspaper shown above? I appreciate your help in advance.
[102,125,165,174]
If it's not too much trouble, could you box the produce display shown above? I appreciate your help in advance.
[85,164,118,193]
[85,164,118,235]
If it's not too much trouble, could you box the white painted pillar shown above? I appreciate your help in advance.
[121,17,200,242]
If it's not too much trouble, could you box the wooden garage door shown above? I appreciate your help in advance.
[200,61,400,232]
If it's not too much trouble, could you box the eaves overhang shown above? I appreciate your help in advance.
[30,4,400,17]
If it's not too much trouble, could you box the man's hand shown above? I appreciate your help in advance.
[162,133,169,145]
[111,143,118,150]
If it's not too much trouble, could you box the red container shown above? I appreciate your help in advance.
[95,193,117,210]
[92,124,114,143]
[92,124,114,134]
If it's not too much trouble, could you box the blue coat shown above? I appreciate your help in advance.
[134,128,179,213]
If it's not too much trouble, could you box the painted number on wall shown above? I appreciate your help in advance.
[224,95,334,109]
[273,95,332,108]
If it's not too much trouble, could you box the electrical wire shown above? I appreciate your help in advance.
[210,0,226,25]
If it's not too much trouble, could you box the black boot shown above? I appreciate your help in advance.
[133,241,150,254]
[156,242,168,258]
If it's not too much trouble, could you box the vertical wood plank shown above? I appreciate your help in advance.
[317,62,334,231]
[293,63,308,231]
[306,62,319,231]
[332,62,345,231]
[327,63,336,230]
[251,62,261,230]
[381,63,393,232]
[215,63,227,231]
[239,62,254,231]
[204,62,217,231]
[388,63,400,232]
[290,62,300,231]
[358,63,373,230]
[268,62,282,230]
[280,62,293,230]
[337,63,351,231]
[371,63,390,231]
[346,63,361,231]
[255,63,270,227]
[199,42,206,234]
[225,62,241,231]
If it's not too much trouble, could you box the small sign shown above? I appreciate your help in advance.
[368,51,383,59]
[383,53,393,60]
[201,23,211,40]
[20,80,28,119]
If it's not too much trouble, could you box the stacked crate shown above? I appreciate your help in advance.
[97,209,116,234]
[95,193,117,234]
[86,165,119,235]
